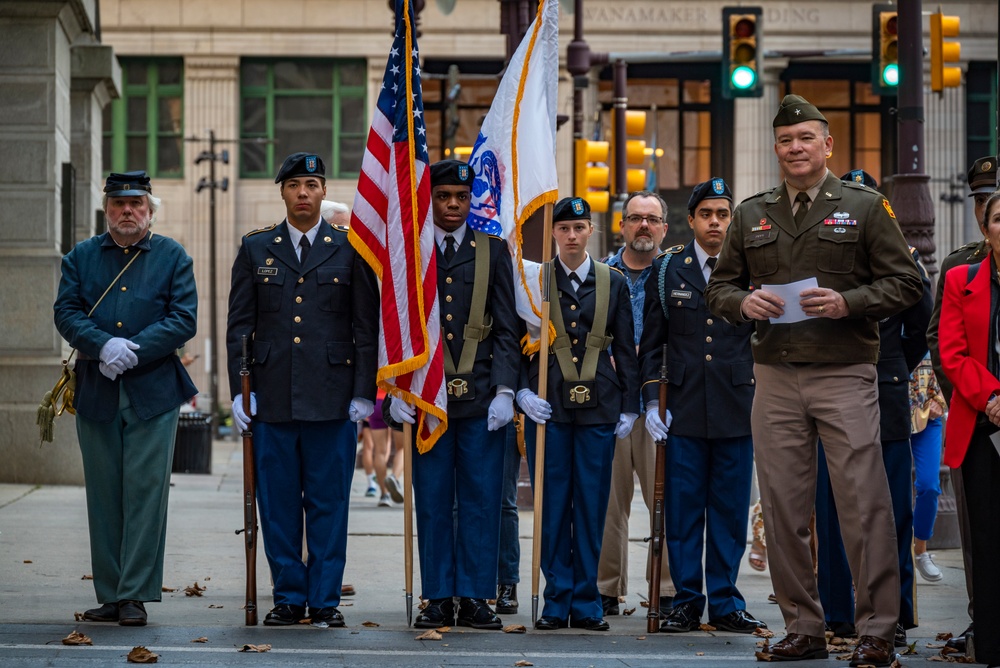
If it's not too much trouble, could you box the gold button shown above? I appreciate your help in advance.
[294,316,301,323]
[298,277,304,284]
[116,321,123,328]
[706,318,714,326]
[705,354,713,361]
[570,304,577,311]
[447,333,454,340]
[123,248,130,255]
[572,356,579,363]
[751,379,755,385]
[446,277,453,284]
[893,376,899,382]
[294,336,301,344]
[572,338,579,345]
[446,295,453,302]
[446,314,453,321]
[264,277,269,283]
[570,321,576,328]
[346,359,352,365]
[677,301,682,306]
[706,336,713,343]
[120,286,127,292]
[334,278,339,283]
[296,296,303,303]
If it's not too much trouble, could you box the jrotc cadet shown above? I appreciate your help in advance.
[389,159,521,630]
[705,95,922,666]
[517,196,640,632]
[226,152,379,627]
[639,178,765,635]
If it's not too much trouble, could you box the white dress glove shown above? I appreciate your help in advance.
[232,392,257,432]
[349,397,374,423]
[516,389,552,424]
[644,401,673,442]
[389,398,416,424]
[98,361,120,381]
[615,412,639,440]
[99,337,140,370]
[487,393,515,431]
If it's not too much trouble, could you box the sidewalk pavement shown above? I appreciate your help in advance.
[0,437,972,644]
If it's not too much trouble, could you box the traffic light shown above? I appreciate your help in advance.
[610,110,647,196]
[930,11,961,93]
[722,6,762,99]
[574,138,610,213]
[871,4,898,95]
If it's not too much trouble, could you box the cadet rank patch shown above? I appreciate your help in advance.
[823,219,857,226]
[882,199,896,219]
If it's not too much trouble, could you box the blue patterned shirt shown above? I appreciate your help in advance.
[605,247,653,347]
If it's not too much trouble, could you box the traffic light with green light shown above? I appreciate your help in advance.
[871,4,898,95]
[574,138,610,214]
[722,6,762,99]
[930,11,961,93]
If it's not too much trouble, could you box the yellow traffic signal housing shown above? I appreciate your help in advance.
[574,138,610,213]
[871,5,898,94]
[722,6,763,99]
[610,110,647,196]
[930,12,961,93]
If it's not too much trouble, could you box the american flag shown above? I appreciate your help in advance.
[349,0,446,453]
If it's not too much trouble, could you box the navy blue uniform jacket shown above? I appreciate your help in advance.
[54,232,198,423]
[639,242,755,439]
[226,220,378,423]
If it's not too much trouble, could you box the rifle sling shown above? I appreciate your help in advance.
[443,230,492,376]
[549,261,612,383]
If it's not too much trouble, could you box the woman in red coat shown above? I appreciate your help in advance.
[938,190,1000,666]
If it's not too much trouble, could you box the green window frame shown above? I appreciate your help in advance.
[102,58,185,178]
[240,58,367,179]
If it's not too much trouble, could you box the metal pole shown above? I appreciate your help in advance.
[613,59,627,198]
[208,129,220,437]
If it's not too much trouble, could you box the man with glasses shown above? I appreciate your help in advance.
[597,191,676,617]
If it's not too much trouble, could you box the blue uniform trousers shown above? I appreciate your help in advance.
[254,419,355,610]
[816,438,916,629]
[498,420,521,585]
[525,420,616,623]
[412,415,504,600]
[911,417,942,541]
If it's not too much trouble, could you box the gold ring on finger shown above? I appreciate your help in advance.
[819,305,824,313]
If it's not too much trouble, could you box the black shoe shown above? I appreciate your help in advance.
[709,609,766,634]
[945,624,971,653]
[82,602,119,622]
[309,607,345,627]
[457,598,502,630]
[118,600,147,627]
[601,594,620,616]
[659,602,700,633]
[264,603,306,626]
[826,621,858,638]
[534,615,567,630]
[570,616,609,631]
[496,584,518,614]
[415,598,454,628]
[659,595,674,616]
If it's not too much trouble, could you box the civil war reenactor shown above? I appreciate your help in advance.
[388,159,522,630]
[639,178,765,635]
[226,152,379,627]
[55,171,198,626]
[516,196,640,632]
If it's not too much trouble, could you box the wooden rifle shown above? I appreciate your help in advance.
[647,343,668,633]
[235,335,258,625]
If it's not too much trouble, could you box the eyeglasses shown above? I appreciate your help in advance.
[623,214,663,225]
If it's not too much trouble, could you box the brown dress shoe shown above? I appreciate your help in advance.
[850,635,895,667]
[768,633,829,661]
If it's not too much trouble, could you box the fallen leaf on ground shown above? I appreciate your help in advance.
[204,577,211,581]
[208,604,223,609]
[62,630,92,646]
[73,612,84,621]
[23,560,32,564]
[699,623,716,632]
[161,586,176,593]
[891,658,903,668]
[935,632,955,641]
[238,644,271,653]
[514,661,533,667]
[695,652,705,656]
[81,574,93,580]
[127,646,158,663]
[755,651,774,661]
[834,655,852,661]
[636,635,646,640]
[927,643,946,649]
[639,600,649,608]
[415,630,442,641]
[191,637,208,643]
[341,584,356,596]
[361,621,380,627]
[436,626,451,633]
[185,582,206,597]
[753,627,775,638]
[502,624,526,634]
[900,641,917,656]
[417,598,429,610]
[622,607,635,616]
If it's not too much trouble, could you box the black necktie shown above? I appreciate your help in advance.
[444,234,456,262]
[706,256,718,273]
[299,235,311,265]
[569,272,583,292]
[793,192,811,226]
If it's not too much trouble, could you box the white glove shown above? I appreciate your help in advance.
[487,393,515,431]
[349,397,374,423]
[99,337,140,370]
[516,389,552,424]
[615,412,638,440]
[389,398,416,424]
[232,392,257,432]
[644,401,673,441]
[98,361,121,381]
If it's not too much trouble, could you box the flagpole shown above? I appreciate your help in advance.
[402,420,414,626]
[531,201,554,625]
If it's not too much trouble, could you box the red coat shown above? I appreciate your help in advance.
[939,256,1000,467]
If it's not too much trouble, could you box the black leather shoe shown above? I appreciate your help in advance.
[457,598,502,630]
[309,607,345,627]
[83,602,119,622]
[945,624,971,653]
[570,616,609,631]
[415,598,454,628]
[709,609,766,633]
[894,623,907,647]
[769,633,829,661]
[263,603,306,626]
[659,602,700,633]
[118,600,147,626]
[534,615,567,630]
[496,584,518,614]
[601,594,620,616]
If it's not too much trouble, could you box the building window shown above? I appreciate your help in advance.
[240,59,367,179]
[103,58,184,177]
[967,61,997,162]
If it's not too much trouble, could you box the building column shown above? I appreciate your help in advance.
[732,61,786,202]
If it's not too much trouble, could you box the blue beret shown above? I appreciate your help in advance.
[687,177,732,211]
[275,152,326,183]
[430,159,473,187]
[104,171,152,197]
[553,197,591,222]
[841,169,879,191]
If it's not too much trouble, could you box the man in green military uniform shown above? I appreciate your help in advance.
[705,95,922,666]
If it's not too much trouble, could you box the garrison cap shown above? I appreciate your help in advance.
[104,171,152,197]
[968,156,997,196]
[688,177,732,212]
[430,159,474,188]
[841,169,879,190]
[274,152,326,184]
[773,94,828,128]
[553,196,591,223]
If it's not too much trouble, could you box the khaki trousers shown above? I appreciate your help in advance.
[752,363,900,642]
[597,425,674,598]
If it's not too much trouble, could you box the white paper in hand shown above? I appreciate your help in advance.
[761,277,819,324]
